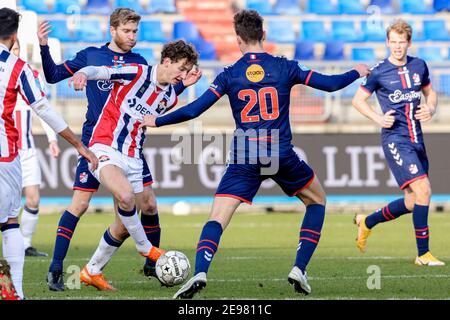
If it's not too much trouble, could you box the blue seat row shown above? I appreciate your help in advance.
[20,0,177,15]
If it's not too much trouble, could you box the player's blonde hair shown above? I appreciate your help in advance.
[109,8,141,28]
[386,19,413,42]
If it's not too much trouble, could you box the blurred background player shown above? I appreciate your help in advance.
[37,8,183,291]
[0,7,98,299]
[141,9,370,298]
[11,40,61,257]
[352,20,443,266]
[68,40,201,291]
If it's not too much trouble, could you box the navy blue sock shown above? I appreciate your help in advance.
[295,204,325,273]
[365,198,411,229]
[195,220,223,275]
[413,204,429,256]
[141,213,161,267]
[49,210,79,272]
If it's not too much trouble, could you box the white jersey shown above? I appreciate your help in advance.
[86,64,178,158]
[14,68,57,150]
[0,44,50,162]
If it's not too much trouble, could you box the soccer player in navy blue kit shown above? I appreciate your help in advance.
[352,20,443,266]
[38,8,201,291]
[141,10,369,298]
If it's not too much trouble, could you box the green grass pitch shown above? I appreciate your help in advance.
[21,212,450,300]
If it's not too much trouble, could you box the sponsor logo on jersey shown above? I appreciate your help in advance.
[246,64,265,83]
[97,80,114,91]
[412,73,421,86]
[409,164,419,174]
[99,155,110,163]
[79,172,88,183]
[388,90,421,103]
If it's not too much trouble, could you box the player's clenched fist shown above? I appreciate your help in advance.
[353,64,370,77]
[69,72,88,91]
[379,109,396,128]
[139,115,157,128]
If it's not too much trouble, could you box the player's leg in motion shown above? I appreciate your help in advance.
[81,198,125,291]
[173,197,241,299]
[98,164,162,260]
[409,178,444,266]
[355,189,414,253]
[1,219,24,299]
[47,190,93,291]
[21,185,48,256]
[136,186,161,278]
[288,176,326,295]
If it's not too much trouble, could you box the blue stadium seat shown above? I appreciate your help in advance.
[194,76,211,98]
[192,40,217,60]
[76,20,105,43]
[352,47,376,61]
[85,0,112,15]
[439,74,450,96]
[417,46,443,62]
[301,21,329,42]
[138,20,167,43]
[22,0,51,13]
[148,0,177,13]
[114,0,146,14]
[369,0,395,14]
[63,46,83,60]
[338,0,366,14]
[361,21,385,42]
[341,79,363,97]
[173,21,202,42]
[406,20,425,42]
[246,0,274,15]
[267,20,296,43]
[323,41,345,60]
[423,20,450,41]
[400,0,433,14]
[48,20,76,42]
[54,0,80,14]
[274,0,302,15]
[331,21,363,42]
[294,41,315,60]
[308,0,338,14]
[433,0,450,11]
[132,47,155,64]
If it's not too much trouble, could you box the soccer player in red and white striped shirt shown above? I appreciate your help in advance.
[0,8,98,299]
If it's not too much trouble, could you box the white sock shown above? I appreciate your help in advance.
[117,207,152,255]
[2,227,25,299]
[86,232,121,275]
[20,206,39,249]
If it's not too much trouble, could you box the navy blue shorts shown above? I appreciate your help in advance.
[215,150,315,204]
[382,139,428,190]
[73,155,153,192]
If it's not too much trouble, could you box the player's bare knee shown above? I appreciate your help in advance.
[68,200,89,217]
[116,192,135,211]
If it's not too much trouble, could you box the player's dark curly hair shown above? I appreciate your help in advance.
[160,40,199,66]
[0,7,21,40]
[233,9,264,44]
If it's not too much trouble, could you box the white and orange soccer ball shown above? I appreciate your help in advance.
[155,251,191,287]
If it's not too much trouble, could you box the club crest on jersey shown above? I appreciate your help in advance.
[99,155,110,163]
[412,73,421,86]
[409,164,419,175]
[246,64,265,83]
[79,172,88,183]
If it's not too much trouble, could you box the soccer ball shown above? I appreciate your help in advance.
[155,250,191,287]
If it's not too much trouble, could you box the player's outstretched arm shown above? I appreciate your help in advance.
[352,88,395,128]
[69,65,143,90]
[415,85,437,122]
[306,64,370,92]
[141,89,220,128]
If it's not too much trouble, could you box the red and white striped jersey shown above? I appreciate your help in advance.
[0,44,48,162]
[14,68,57,151]
[87,64,178,158]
